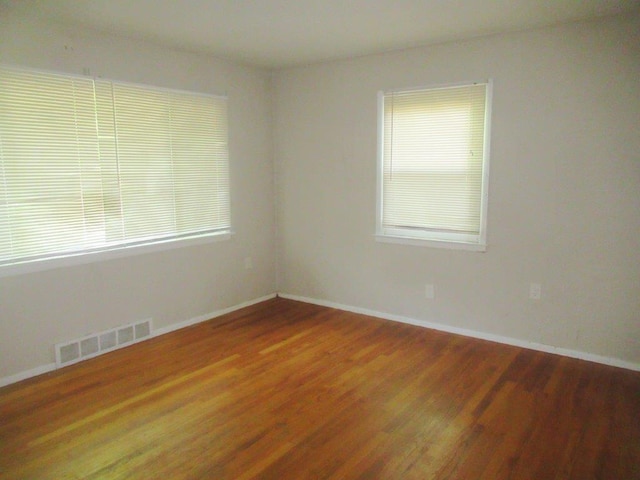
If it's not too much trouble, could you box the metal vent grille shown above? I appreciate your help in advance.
[55,319,152,368]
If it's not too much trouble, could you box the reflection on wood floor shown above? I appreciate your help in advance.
[1,297,638,479]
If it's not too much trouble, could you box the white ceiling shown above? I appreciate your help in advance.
[5,0,640,68]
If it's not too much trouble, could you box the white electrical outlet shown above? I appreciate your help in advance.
[425,284,435,299]
[529,283,542,300]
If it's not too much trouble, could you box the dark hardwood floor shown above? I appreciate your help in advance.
[1,297,639,479]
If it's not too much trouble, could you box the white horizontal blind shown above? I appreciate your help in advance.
[0,68,103,262]
[97,81,230,243]
[381,83,489,244]
[0,65,230,266]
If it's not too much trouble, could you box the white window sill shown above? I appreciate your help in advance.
[374,234,486,252]
[0,231,234,278]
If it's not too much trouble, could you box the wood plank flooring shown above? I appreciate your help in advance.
[1,297,639,479]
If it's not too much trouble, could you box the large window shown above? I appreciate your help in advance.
[0,66,230,269]
[376,82,491,250]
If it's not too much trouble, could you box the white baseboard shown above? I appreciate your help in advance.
[0,293,278,389]
[153,293,277,337]
[0,363,57,388]
[278,293,640,372]
[3,291,635,389]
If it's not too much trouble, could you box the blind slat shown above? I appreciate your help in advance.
[0,66,230,265]
[380,83,489,242]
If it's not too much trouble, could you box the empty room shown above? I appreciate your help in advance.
[1,1,639,478]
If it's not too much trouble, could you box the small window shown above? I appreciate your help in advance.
[376,81,491,250]
[0,65,230,269]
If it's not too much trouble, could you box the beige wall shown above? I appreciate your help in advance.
[274,14,640,364]
[1,10,638,381]
[0,12,276,378]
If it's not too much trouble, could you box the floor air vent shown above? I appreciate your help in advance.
[55,319,152,368]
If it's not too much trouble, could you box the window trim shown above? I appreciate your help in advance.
[0,64,233,276]
[0,230,233,278]
[375,80,492,251]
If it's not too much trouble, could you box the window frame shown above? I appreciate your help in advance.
[375,80,492,252]
[0,64,233,277]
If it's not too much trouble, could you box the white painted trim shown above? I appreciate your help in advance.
[0,363,57,388]
[375,81,491,252]
[374,234,487,252]
[0,293,278,388]
[278,293,640,372]
[0,231,233,278]
[153,293,277,337]
[3,290,635,389]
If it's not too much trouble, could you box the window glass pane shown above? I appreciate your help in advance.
[379,83,489,244]
[0,66,230,267]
